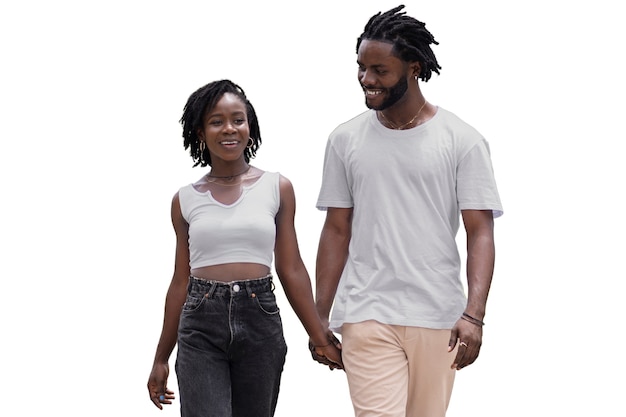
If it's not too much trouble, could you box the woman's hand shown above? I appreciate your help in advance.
[147,362,176,409]
[309,332,344,370]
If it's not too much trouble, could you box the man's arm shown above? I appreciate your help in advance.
[449,209,495,370]
[310,207,352,367]
[315,207,353,324]
[464,209,495,321]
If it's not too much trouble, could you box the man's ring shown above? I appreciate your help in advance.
[159,395,165,401]
[460,341,468,348]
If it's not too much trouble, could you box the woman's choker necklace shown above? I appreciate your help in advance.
[378,99,428,130]
[206,165,251,181]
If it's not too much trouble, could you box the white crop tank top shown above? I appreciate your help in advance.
[178,171,280,269]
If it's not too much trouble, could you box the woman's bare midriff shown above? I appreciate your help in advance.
[190,263,271,282]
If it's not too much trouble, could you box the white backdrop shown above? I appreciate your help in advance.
[1,1,624,416]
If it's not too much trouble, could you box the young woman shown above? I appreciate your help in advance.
[147,79,342,417]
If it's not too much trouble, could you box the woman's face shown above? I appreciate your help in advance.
[198,93,250,164]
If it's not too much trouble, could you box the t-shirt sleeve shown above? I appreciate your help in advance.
[457,139,503,218]
[316,138,354,210]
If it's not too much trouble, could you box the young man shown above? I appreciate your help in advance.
[312,5,503,417]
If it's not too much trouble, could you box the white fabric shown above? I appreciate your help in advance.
[316,108,503,331]
[179,171,280,269]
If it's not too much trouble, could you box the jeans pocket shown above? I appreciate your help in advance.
[253,292,280,315]
[182,293,206,313]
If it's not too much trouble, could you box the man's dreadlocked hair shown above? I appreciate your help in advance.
[180,79,261,167]
[357,5,442,82]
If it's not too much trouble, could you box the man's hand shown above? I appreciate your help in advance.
[448,317,483,370]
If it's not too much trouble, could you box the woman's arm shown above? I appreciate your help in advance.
[274,175,343,369]
[147,192,191,408]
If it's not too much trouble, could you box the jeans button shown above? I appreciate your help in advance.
[233,284,240,292]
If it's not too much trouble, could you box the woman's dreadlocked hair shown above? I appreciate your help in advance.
[357,5,442,82]
[180,79,261,167]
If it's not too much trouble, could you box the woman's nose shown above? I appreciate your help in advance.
[222,121,236,133]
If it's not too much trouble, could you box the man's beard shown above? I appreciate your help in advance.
[365,76,409,111]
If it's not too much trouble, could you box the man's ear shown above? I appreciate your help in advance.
[412,62,422,79]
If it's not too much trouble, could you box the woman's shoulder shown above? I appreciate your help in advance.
[252,168,292,198]
[177,182,201,196]
[246,166,282,183]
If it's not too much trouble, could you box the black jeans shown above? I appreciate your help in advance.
[175,275,287,417]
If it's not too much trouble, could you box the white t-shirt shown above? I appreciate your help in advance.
[317,108,503,331]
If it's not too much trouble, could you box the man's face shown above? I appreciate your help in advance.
[357,39,411,111]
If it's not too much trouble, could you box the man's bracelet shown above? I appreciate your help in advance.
[462,312,485,327]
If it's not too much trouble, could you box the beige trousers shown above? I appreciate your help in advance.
[342,321,456,417]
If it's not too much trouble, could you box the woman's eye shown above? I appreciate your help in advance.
[210,120,222,126]
[234,118,245,125]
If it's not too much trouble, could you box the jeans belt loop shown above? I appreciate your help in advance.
[207,281,218,298]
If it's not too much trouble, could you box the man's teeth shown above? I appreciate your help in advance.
[366,90,382,95]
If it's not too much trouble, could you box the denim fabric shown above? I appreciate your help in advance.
[175,275,288,417]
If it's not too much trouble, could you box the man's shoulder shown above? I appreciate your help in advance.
[436,107,480,133]
[430,107,484,147]
[331,110,371,134]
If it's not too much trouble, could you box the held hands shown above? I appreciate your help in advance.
[309,331,344,371]
[147,362,176,409]
[448,312,484,370]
